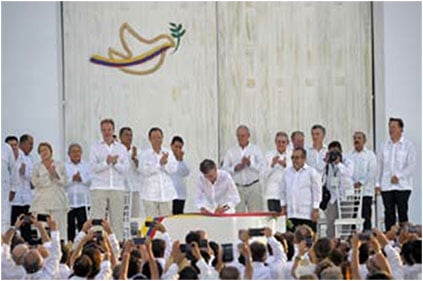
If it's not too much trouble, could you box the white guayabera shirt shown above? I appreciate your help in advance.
[138,147,178,202]
[348,147,377,197]
[376,137,417,191]
[280,164,322,220]
[222,142,264,185]
[196,169,240,212]
[261,149,292,200]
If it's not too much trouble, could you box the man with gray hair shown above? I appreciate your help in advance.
[261,131,292,212]
[306,124,328,177]
[222,125,264,212]
[347,131,377,230]
[65,143,91,242]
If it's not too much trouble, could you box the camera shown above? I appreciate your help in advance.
[199,239,208,248]
[95,230,103,243]
[92,219,103,226]
[133,237,146,245]
[37,214,49,222]
[359,231,372,240]
[130,222,139,236]
[24,214,33,224]
[305,237,313,248]
[328,151,342,163]
[144,221,155,227]
[248,228,265,237]
[221,243,234,262]
[179,243,190,253]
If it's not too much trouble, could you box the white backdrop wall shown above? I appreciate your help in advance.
[63,2,373,212]
[217,2,373,156]
[374,2,422,225]
[1,2,63,161]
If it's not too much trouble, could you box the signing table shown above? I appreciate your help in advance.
[136,212,286,244]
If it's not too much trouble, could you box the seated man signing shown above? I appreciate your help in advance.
[196,159,241,214]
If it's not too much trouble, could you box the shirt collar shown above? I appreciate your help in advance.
[307,143,327,151]
[389,136,404,145]
[293,163,309,172]
[353,146,368,153]
[67,159,83,165]
[239,142,251,150]
[100,139,118,146]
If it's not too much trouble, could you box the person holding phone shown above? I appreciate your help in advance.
[30,142,69,240]
[196,159,240,214]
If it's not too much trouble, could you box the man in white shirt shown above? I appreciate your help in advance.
[290,130,305,150]
[139,127,177,217]
[281,148,321,231]
[196,159,240,214]
[2,142,18,232]
[323,141,354,238]
[262,131,292,212]
[89,118,129,241]
[249,227,287,279]
[222,125,264,213]
[65,143,91,242]
[376,117,417,231]
[306,124,328,177]
[348,132,377,230]
[6,135,34,243]
[119,126,142,218]
[170,136,190,214]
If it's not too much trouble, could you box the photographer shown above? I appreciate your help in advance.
[322,141,354,239]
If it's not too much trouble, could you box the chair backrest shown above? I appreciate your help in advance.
[336,186,364,219]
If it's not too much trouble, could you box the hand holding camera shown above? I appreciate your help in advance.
[326,151,342,165]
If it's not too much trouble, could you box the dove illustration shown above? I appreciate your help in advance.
[90,22,186,75]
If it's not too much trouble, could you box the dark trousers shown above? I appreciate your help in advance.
[362,196,373,230]
[381,190,411,231]
[172,199,185,215]
[11,205,32,243]
[288,218,317,233]
[67,206,87,242]
[267,199,282,213]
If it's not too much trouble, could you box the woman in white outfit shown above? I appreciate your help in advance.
[30,142,69,240]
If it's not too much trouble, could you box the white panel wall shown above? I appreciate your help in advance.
[1,2,63,160]
[374,2,422,225]
[63,2,218,212]
[218,2,373,156]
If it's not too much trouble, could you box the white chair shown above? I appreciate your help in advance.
[122,189,133,240]
[334,186,364,240]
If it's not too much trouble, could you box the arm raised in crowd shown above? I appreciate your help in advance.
[373,228,404,279]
